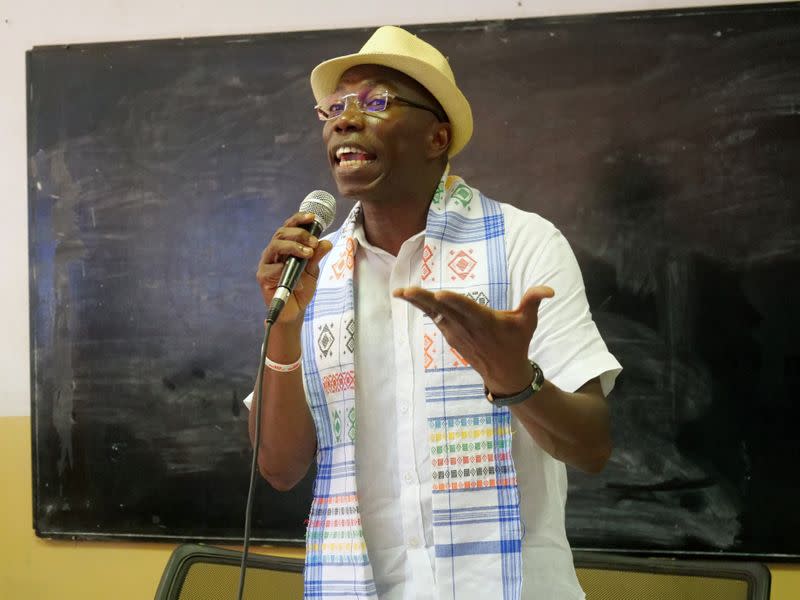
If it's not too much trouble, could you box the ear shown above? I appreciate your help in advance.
[426,121,452,160]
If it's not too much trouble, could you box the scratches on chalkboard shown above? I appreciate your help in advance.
[27,9,800,552]
[568,306,741,550]
[231,389,242,418]
[606,476,716,492]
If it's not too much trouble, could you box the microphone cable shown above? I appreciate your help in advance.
[236,319,272,600]
[234,190,335,599]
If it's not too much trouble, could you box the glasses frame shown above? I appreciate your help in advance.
[315,89,446,123]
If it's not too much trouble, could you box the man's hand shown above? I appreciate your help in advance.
[250,212,328,490]
[257,212,333,325]
[393,284,612,473]
[392,285,554,395]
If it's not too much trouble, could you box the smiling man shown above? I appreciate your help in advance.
[249,26,622,600]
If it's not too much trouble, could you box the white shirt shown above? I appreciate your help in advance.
[351,202,621,600]
[244,201,622,599]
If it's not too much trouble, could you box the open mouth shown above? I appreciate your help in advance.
[334,145,377,169]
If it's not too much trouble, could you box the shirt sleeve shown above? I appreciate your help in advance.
[505,205,622,395]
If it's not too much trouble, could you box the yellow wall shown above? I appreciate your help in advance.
[0,416,303,599]
[770,566,800,600]
[2,416,798,599]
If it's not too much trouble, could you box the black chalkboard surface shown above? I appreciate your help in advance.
[28,4,800,557]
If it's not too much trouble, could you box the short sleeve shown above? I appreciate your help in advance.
[504,205,622,395]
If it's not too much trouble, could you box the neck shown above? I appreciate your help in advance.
[359,199,426,256]
[358,166,444,256]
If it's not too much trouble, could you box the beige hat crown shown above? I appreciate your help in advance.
[310,26,473,157]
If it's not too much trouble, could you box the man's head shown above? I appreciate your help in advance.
[311,26,472,157]
[315,64,451,201]
[310,27,472,202]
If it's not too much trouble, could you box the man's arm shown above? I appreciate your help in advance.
[392,286,612,474]
[507,377,610,473]
[249,212,332,490]
[248,321,317,491]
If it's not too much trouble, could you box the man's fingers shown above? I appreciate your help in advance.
[262,239,317,265]
[393,287,437,312]
[516,285,555,323]
[256,262,284,288]
[520,285,555,305]
[398,288,498,329]
[394,288,435,313]
[282,211,318,229]
[272,226,319,251]
[305,240,333,278]
[430,290,492,319]
[393,287,458,324]
[397,286,554,321]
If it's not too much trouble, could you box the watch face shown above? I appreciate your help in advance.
[531,362,544,392]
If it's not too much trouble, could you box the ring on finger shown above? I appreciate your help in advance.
[432,313,444,325]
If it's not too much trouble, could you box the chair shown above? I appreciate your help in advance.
[154,544,772,599]
[154,544,304,600]
[573,551,771,600]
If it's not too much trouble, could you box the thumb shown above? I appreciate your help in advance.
[305,240,333,278]
[516,285,555,327]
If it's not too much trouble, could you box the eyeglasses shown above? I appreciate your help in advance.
[315,88,446,122]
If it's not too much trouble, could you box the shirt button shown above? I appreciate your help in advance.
[399,403,409,414]
[408,536,420,548]
[403,471,414,484]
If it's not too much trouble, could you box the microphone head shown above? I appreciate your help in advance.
[299,190,337,233]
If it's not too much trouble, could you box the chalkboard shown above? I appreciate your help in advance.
[28,3,800,557]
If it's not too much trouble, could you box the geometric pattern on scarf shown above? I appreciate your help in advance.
[424,174,522,599]
[301,172,522,599]
[301,207,373,599]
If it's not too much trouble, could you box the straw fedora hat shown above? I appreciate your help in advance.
[310,25,473,158]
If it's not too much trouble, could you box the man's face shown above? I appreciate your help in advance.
[321,64,444,201]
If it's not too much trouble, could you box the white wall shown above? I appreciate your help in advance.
[0,0,784,416]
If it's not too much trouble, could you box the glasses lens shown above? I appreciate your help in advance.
[362,90,388,113]
[317,93,346,120]
[316,89,390,120]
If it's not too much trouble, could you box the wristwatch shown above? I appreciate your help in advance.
[485,360,544,406]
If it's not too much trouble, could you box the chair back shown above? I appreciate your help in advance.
[155,545,772,599]
[573,551,771,600]
[154,544,304,600]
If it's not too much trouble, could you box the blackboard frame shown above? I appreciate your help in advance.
[28,2,800,558]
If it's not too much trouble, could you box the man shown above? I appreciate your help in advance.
[249,25,621,599]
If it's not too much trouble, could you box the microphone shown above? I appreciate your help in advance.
[266,190,337,324]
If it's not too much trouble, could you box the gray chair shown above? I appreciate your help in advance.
[154,544,772,599]
[573,551,771,600]
[154,544,304,600]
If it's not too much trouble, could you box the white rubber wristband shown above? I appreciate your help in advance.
[264,355,301,373]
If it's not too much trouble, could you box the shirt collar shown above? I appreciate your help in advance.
[351,210,426,258]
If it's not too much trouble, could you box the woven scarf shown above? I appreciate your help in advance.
[300,173,522,599]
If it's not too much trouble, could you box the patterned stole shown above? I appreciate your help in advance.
[301,173,523,599]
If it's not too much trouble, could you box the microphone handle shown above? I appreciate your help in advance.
[266,219,324,324]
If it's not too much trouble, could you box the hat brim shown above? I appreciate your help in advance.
[311,52,473,158]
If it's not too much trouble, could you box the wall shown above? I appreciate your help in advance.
[1,1,798,598]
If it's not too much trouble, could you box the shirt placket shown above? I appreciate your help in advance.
[390,237,436,599]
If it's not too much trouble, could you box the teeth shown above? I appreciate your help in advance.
[339,158,372,169]
[335,145,368,159]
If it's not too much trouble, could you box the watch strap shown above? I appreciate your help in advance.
[485,360,544,406]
